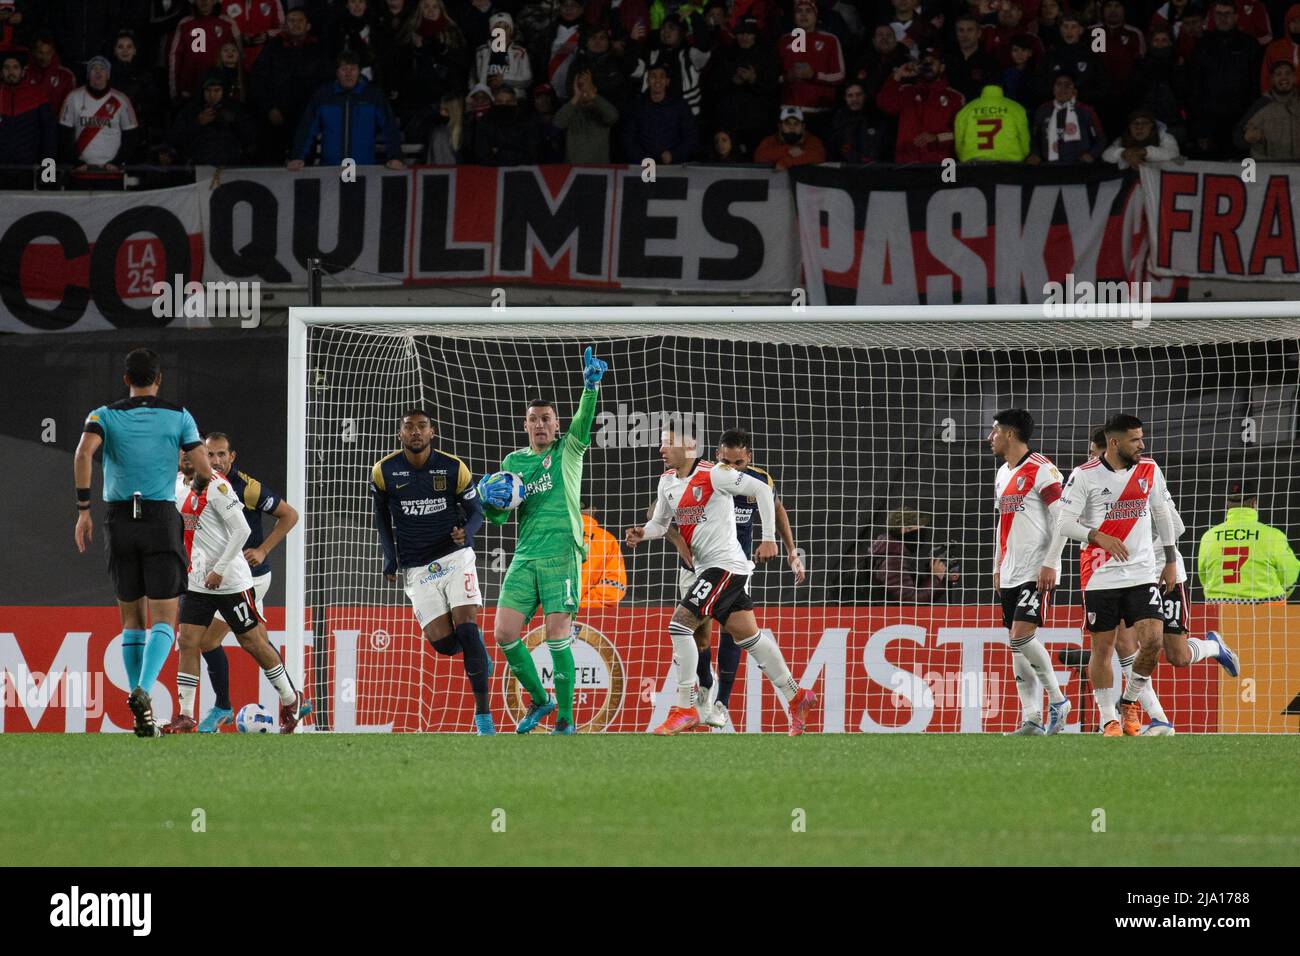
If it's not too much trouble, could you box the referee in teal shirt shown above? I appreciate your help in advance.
[75,348,213,738]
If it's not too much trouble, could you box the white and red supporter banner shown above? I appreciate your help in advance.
[0,185,204,333]
[3,604,1252,734]
[1140,160,1300,280]
[198,164,799,293]
[789,163,1148,305]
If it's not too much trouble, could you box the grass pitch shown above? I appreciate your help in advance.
[3,734,1296,866]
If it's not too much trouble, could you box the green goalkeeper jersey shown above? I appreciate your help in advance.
[484,385,598,561]
[1197,507,1300,600]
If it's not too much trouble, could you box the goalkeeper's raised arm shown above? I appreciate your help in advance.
[480,347,607,528]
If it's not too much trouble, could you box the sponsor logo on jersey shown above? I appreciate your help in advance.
[504,622,625,733]
[998,494,1027,513]
[527,472,554,497]
[392,470,410,477]
[399,498,448,517]
[1106,499,1146,521]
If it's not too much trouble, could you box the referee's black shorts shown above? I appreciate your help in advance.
[104,499,187,602]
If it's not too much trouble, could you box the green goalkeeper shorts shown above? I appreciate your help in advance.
[498,551,582,622]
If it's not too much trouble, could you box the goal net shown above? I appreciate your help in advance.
[288,308,1300,734]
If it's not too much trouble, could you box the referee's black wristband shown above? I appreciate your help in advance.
[76,488,91,503]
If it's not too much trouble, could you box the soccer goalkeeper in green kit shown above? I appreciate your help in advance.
[478,348,608,734]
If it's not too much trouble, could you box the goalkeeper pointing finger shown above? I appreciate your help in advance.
[478,347,607,734]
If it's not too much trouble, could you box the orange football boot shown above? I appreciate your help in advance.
[653,706,700,736]
[788,688,818,736]
[1121,700,1142,736]
[1102,719,1123,737]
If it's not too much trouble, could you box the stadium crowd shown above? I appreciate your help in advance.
[0,0,1298,172]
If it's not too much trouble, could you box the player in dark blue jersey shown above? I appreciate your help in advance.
[190,432,301,732]
[670,429,806,730]
[372,409,494,733]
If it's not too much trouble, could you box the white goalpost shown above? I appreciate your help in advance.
[287,304,1300,734]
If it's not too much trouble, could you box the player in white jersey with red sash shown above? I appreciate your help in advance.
[1056,414,1238,736]
[988,409,1072,735]
[1081,429,1172,736]
[1078,428,1237,734]
[625,428,817,736]
[163,454,309,733]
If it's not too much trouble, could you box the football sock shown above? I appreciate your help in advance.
[1121,668,1152,705]
[177,671,200,719]
[1095,683,1119,726]
[137,623,175,694]
[121,629,146,690]
[735,632,798,702]
[263,662,296,705]
[1117,652,1166,720]
[1010,646,1042,723]
[203,646,232,710]
[669,621,698,708]
[547,635,576,722]
[1119,651,1139,708]
[716,631,742,707]
[695,644,713,690]
[1186,637,1214,665]
[501,639,547,704]
[456,622,491,715]
[1012,633,1065,705]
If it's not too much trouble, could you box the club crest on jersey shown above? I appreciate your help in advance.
[1016,476,1026,491]
[692,485,703,502]
[433,473,447,491]
[1138,478,1148,493]
[542,454,552,469]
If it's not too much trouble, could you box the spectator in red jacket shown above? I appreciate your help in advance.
[1260,3,1300,90]
[0,50,55,165]
[22,31,75,114]
[876,50,964,163]
[1093,0,1145,132]
[1095,0,1145,88]
[754,104,826,169]
[778,0,845,140]
[983,0,1043,68]
[169,0,242,102]
[223,0,283,71]
[0,1,30,54]
[1235,0,1272,44]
